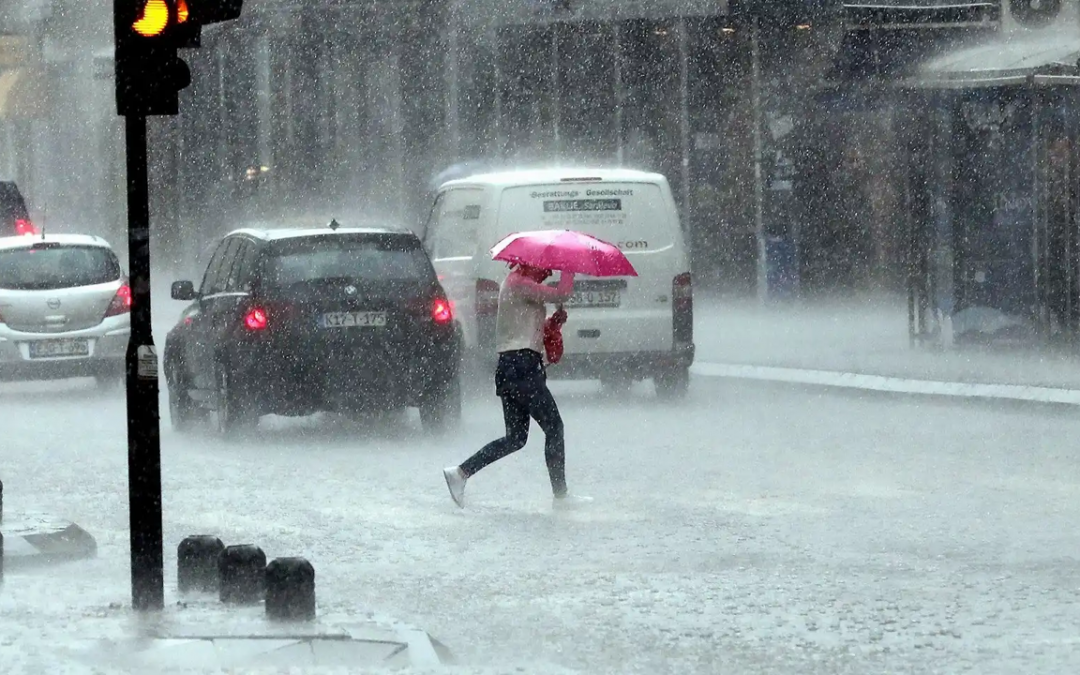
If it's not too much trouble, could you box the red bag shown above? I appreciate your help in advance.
[543,306,568,364]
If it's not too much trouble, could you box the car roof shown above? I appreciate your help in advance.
[226,225,415,242]
[438,167,668,190]
[0,233,113,251]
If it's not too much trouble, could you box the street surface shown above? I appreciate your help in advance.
[2,298,1080,674]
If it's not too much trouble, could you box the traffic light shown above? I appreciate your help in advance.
[114,0,243,116]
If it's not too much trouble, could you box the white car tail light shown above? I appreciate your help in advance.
[104,284,133,318]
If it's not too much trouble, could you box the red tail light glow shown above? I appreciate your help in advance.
[432,298,453,325]
[244,307,269,331]
[475,278,500,316]
[14,219,35,236]
[104,284,133,317]
[673,273,692,308]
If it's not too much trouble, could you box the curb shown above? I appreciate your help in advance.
[65,604,448,668]
[1,512,98,569]
[691,362,1080,407]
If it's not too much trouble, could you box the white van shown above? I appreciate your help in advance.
[423,168,694,398]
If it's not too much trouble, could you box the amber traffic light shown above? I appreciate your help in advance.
[132,0,170,37]
[114,0,242,117]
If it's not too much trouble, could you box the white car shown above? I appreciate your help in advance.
[0,234,131,385]
[423,168,694,398]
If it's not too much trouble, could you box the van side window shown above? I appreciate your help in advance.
[427,188,483,259]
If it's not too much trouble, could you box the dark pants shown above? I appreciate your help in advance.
[459,349,567,497]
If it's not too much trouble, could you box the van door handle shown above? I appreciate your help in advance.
[578,329,600,339]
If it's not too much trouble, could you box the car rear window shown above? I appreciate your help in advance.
[497,183,673,252]
[0,244,121,290]
[264,234,434,287]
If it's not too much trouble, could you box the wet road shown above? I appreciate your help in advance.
[3,354,1080,674]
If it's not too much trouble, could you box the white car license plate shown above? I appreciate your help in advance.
[318,311,388,328]
[28,338,90,358]
[565,290,621,309]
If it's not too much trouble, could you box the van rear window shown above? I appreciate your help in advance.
[497,183,672,252]
[426,188,484,259]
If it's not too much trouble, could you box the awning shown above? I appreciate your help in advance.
[450,0,729,28]
[0,67,48,120]
[897,30,1080,89]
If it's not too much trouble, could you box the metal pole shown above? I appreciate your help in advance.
[678,16,692,236]
[613,23,625,166]
[551,23,561,159]
[751,16,768,303]
[446,0,461,159]
[492,27,504,160]
[125,114,165,612]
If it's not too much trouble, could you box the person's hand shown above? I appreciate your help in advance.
[551,306,568,325]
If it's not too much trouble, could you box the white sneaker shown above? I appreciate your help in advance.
[443,466,467,508]
[552,494,593,510]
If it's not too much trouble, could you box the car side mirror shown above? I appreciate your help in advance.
[171,280,198,301]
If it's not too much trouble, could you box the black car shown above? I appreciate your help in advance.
[0,181,34,236]
[163,223,463,436]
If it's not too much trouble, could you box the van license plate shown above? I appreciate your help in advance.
[566,291,621,309]
[319,311,388,328]
[29,338,90,358]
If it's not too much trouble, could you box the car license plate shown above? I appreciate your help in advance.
[28,338,90,358]
[318,311,388,328]
[565,290,621,309]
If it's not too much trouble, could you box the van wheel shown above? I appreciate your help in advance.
[600,374,633,395]
[462,348,494,397]
[655,366,690,401]
[420,374,462,434]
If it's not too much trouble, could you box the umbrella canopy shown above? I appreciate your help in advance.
[490,229,638,278]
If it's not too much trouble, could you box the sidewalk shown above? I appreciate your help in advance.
[691,293,1080,402]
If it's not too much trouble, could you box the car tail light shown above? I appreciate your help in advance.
[432,298,453,325]
[475,278,500,316]
[14,219,35,236]
[244,307,269,331]
[672,272,693,344]
[104,284,133,317]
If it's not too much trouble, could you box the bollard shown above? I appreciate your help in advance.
[1,530,4,584]
[218,544,266,605]
[178,535,225,593]
[265,557,316,621]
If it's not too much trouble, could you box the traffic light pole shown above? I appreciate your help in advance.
[124,114,165,612]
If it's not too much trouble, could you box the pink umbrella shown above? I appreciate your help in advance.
[490,230,638,277]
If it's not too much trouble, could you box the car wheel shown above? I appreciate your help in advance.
[655,365,690,401]
[169,382,206,433]
[94,374,124,390]
[216,367,257,438]
[420,374,462,434]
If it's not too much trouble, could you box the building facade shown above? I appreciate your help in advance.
[2,0,1076,295]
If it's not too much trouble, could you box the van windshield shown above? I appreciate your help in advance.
[497,183,673,253]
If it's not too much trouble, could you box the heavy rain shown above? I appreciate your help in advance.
[3,1,1080,673]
